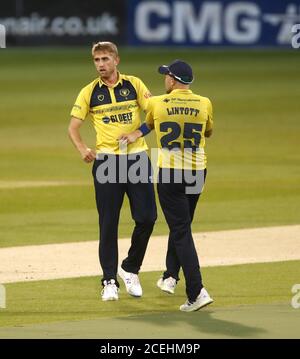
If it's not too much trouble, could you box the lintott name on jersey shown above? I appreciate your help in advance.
[167,107,200,117]
[102,112,133,124]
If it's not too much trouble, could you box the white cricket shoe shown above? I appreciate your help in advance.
[157,277,177,294]
[179,288,213,312]
[101,279,119,301]
[118,267,142,297]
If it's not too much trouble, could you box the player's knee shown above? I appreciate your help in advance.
[141,221,155,235]
[170,221,191,234]
[135,214,156,229]
[133,207,157,226]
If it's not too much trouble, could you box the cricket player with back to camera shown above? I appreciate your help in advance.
[120,60,214,311]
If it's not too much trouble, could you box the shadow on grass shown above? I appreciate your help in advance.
[118,308,267,338]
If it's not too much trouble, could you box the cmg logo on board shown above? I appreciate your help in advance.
[129,0,300,46]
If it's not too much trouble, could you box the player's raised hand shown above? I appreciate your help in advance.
[80,147,96,163]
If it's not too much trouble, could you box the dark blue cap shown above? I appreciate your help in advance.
[158,60,193,84]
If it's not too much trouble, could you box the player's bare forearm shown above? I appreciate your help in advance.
[119,129,143,144]
[68,117,96,163]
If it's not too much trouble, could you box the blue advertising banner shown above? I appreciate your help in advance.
[128,0,300,47]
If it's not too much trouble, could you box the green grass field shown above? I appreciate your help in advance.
[1,260,300,338]
[0,48,300,338]
[0,49,299,247]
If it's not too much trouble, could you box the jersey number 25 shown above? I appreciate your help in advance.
[160,122,203,151]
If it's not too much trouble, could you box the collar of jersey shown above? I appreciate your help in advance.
[98,72,124,88]
[170,89,193,94]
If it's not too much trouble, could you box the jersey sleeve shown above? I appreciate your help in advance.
[134,77,152,112]
[70,87,89,121]
[205,98,213,131]
[145,98,155,129]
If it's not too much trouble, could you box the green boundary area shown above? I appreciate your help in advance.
[0,260,299,338]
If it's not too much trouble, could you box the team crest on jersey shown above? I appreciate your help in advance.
[119,88,130,97]
[98,95,105,102]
